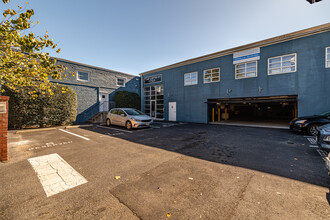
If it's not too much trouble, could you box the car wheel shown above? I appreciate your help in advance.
[106,118,111,127]
[126,121,132,130]
[307,124,319,136]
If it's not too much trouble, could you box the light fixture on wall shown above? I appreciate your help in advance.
[258,86,263,95]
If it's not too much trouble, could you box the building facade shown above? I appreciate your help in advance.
[140,23,330,124]
[53,58,140,123]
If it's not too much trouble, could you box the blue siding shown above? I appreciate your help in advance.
[142,31,330,123]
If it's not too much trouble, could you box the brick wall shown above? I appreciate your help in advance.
[0,96,9,162]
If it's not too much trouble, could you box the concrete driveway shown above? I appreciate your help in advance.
[1,122,330,219]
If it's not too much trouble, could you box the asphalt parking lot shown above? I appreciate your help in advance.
[1,122,330,219]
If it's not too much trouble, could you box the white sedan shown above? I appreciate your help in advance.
[106,108,153,130]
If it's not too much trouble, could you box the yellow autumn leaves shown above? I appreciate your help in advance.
[1,0,67,96]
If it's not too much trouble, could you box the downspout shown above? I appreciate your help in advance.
[140,76,143,112]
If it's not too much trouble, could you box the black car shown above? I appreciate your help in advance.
[289,111,330,135]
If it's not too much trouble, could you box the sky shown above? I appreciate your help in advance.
[3,0,330,75]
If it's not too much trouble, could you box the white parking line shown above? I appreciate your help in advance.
[96,125,133,133]
[316,149,328,162]
[307,137,317,145]
[28,154,88,197]
[309,145,319,148]
[59,129,90,140]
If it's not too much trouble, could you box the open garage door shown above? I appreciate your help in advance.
[207,95,297,127]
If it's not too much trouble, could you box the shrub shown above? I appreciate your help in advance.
[2,85,77,129]
[114,91,141,110]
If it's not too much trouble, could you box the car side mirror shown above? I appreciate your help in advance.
[120,114,125,117]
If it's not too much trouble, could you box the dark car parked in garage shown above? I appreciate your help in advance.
[289,111,330,135]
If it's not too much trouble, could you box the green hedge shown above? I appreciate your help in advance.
[2,85,77,129]
[114,91,141,110]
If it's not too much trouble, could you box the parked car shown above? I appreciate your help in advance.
[106,108,153,130]
[289,110,330,135]
[316,124,330,151]
[316,124,330,175]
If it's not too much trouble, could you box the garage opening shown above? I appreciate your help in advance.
[207,95,297,127]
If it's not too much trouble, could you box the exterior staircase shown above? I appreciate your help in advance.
[86,112,107,124]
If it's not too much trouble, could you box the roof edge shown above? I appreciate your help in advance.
[139,23,330,76]
[53,56,137,77]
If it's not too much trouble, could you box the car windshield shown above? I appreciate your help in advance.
[319,111,330,116]
[124,109,145,116]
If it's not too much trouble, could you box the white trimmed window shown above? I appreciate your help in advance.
[268,53,297,75]
[116,77,126,87]
[77,71,89,82]
[235,61,257,79]
[184,72,198,86]
[326,47,330,68]
[203,68,220,83]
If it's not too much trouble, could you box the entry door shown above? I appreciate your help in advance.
[151,100,156,118]
[169,102,176,121]
[99,93,109,112]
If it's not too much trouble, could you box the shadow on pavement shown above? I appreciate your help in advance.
[82,122,330,188]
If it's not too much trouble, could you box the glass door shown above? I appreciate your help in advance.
[143,85,164,120]
[151,100,156,118]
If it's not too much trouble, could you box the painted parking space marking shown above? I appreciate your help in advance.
[59,129,90,140]
[105,132,124,136]
[28,141,73,151]
[28,153,88,197]
[96,125,133,133]
[307,137,317,145]
[316,149,328,162]
[309,145,319,148]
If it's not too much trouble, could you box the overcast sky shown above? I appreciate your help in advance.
[4,0,330,75]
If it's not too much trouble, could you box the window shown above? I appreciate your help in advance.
[203,68,220,83]
[110,109,118,115]
[144,74,162,84]
[117,77,125,87]
[184,72,198,86]
[326,47,330,68]
[268,53,296,75]
[117,109,126,116]
[143,85,164,119]
[235,61,257,79]
[77,71,89,82]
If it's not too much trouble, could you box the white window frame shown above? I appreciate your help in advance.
[235,61,258,79]
[184,72,198,86]
[116,77,126,87]
[203,68,220,84]
[76,71,90,82]
[268,53,297,75]
[326,47,330,68]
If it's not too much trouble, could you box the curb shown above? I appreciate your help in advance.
[11,124,94,134]
[210,122,289,130]
[15,127,57,134]
[64,124,94,129]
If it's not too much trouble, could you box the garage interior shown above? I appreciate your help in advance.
[207,95,297,127]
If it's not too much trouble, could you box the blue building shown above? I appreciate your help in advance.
[139,23,330,124]
[53,58,141,123]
